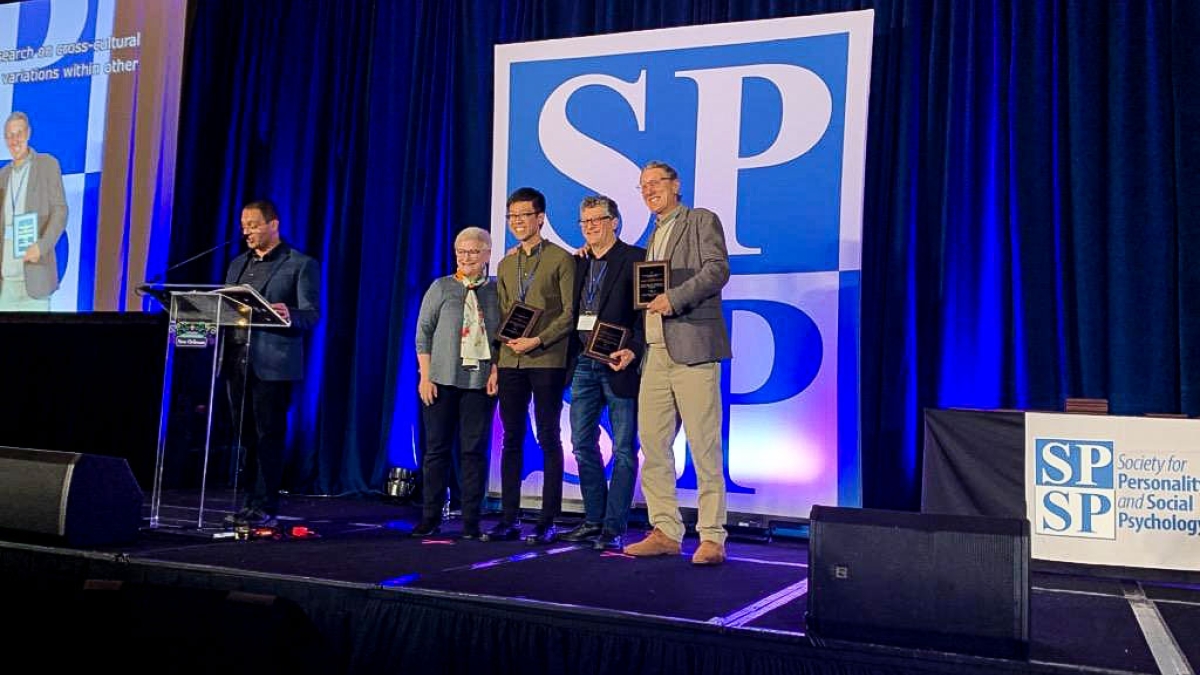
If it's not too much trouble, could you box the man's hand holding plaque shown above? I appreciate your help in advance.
[605,348,636,372]
[633,261,669,310]
[584,321,629,366]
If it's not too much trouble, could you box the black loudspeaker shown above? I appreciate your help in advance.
[806,505,1030,660]
[0,446,143,547]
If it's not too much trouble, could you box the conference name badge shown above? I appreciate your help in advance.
[13,212,37,258]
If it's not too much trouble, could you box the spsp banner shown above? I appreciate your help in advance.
[490,11,874,521]
[1027,412,1200,571]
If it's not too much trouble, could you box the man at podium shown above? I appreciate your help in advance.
[222,199,320,527]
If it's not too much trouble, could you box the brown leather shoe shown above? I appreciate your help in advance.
[622,528,681,556]
[691,540,726,565]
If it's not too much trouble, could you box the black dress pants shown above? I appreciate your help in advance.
[497,367,566,527]
[420,384,496,527]
[227,348,293,516]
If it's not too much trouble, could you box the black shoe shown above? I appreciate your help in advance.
[460,525,483,541]
[594,532,623,551]
[525,524,558,546]
[559,521,602,542]
[241,508,277,528]
[222,507,254,527]
[410,520,441,538]
[481,522,521,542]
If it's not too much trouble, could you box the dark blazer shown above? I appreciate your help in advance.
[568,238,646,398]
[0,150,68,299]
[652,204,732,365]
[225,243,321,381]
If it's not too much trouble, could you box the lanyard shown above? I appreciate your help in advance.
[516,241,543,302]
[583,258,607,312]
[8,162,30,216]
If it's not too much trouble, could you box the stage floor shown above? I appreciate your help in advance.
[4,494,1198,675]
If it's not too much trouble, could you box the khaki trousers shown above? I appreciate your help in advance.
[637,344,727,544]
[0,277,50,311]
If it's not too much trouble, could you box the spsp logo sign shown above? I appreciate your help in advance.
[1034,439,1116,539]
[491,12,873,274]
[490,12,873,518]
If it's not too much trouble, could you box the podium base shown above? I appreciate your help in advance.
[143,521,239,540]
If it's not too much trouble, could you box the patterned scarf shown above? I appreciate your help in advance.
[457,272,491,368]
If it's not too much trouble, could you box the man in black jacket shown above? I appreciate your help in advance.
[223,199,320,527]
[559,195,645,551]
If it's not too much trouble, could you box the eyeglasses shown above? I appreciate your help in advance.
[455,248,486,256]
[578,216,612,227]
[505,211,539,221]
[637,177,673,191]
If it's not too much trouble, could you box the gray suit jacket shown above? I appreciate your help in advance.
[225,243,321,381]
[652,204,732,365]
[0,150,68,299]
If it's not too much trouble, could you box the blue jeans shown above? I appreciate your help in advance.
[569,356,637,534]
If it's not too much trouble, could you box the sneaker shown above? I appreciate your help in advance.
[691,540,726,566]
[593,531,623,551]
[623,528,681,557]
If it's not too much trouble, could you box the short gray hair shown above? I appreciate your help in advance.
[579,195,621,223]
[4,111,31,135]
[455,226,492,250]
[642,160,677,181]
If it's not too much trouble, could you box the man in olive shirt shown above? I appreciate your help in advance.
[485,187,576,545]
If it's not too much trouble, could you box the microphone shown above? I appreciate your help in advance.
[137,235,240,294]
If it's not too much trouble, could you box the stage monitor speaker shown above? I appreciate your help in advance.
[0,446,143,547]
[806,505,1030,660]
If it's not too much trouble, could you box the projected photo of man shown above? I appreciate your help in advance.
[0,111,68,311]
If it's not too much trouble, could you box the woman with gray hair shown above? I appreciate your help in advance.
[412,226,500,538]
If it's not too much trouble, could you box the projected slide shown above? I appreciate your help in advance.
[0,0,186,312]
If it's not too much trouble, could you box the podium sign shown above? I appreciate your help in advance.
[145,284,284,536]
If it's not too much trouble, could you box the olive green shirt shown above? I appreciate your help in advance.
[496,239,576,368]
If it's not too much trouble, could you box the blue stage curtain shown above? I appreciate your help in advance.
[171,0,1200,510]
[171,0,378,496]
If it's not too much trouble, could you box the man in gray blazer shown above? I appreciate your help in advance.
[0,111,67,311]
[623,161,732,565]
[223,199,320,527]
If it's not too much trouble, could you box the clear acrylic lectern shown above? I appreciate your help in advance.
[144,284,290,535]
